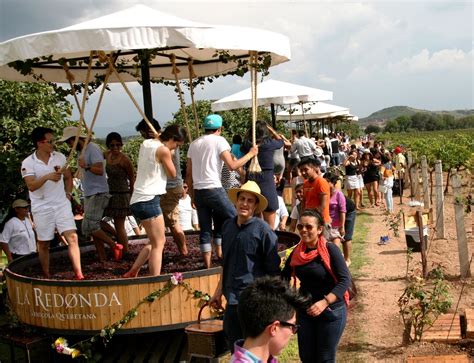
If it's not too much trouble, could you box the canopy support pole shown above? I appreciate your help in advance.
[139,50,154,125]
[270,103,277,129]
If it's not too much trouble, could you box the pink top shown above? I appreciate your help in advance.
[329,190,346,227]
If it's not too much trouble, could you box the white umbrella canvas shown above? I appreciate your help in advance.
[276,102,350,121]
[211,79,332,111]
[0,4,291,131]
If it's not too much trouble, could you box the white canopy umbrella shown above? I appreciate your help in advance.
[0,4,291,137]
[276,102,350,121]
[211,79,332,111]
[0,5,290,83]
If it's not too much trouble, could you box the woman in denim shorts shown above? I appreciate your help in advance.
[123,123,187,277]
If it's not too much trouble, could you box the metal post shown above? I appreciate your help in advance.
[139,50,153,123]
[270,103,276,129]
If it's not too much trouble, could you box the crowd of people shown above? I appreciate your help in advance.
[0,114,407,362]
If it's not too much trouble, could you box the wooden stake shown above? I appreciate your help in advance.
[451,172,471,278]
[421,156,431,209]
[416,210,428,278]
[434,160,445,239]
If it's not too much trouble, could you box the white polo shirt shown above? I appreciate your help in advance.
[0,217,36,255]
[21,151,69,213]
[187,134,231,190]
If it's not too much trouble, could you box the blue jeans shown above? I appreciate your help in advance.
[298,301,347,362]
[344,210,356,241]
[223,304,242,353]
[194,188,237,252]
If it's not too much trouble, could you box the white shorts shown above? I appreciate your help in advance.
[32,204,76,241]
[345,175,360,190]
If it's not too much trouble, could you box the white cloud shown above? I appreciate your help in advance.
[388,48,473,75]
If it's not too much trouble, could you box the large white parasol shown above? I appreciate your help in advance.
[0,5,290,83]
[211,79,332,111]
[275,102,350,121]
[0,4,291,145]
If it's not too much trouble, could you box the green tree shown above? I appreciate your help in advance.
[395,115,412,132]
[365,124,381,134]
[0,80,72,212]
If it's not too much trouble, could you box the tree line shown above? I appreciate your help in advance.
[365,113,474,134]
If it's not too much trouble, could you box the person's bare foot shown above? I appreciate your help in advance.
[122,269,139,278]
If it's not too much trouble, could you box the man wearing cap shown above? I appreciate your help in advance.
[186,114,258,268]
[59,126,123,263]
[21,127,83,279]
[0,199,36,262]
[298,158,331,226]
[209,181,281,351]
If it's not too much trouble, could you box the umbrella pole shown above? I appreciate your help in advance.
[188,59,200,138]
[248,51,261,174]
[270,103,276,129]
[170,54,193,143]
[139,50,154,125]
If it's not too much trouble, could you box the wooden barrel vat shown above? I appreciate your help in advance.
[5,231,299,335]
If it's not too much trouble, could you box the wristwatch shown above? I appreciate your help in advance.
[84,165,91,171]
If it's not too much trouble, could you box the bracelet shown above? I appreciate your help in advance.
[324,295,331,305]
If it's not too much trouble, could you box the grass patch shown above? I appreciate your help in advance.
[337,209,373,362]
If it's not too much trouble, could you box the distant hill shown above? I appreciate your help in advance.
[359,106,474,127]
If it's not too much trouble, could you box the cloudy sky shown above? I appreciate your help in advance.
[1,0,472,131]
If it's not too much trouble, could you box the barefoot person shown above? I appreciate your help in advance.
[186,114,258,268]
[210,181,281,351]
[21,127,83,279]
[60,126,124,263]
[123,123,186,277]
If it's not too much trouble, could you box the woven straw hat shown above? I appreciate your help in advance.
[228,181,268,214]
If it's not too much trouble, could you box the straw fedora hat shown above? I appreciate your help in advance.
[12,199,29,208]
[58,126,87,143]
[228,181,268,214]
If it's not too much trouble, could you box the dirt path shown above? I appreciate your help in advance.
[339,191,474,362]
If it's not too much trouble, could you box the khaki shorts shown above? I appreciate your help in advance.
[160,185,184,227]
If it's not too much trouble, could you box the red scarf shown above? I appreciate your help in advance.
[290,236,349,306]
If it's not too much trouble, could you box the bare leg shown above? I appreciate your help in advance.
[343,240,352,266]
[37,240,51,277]
[113,216,129,253]
[142,216,166,276]
[263,211,276,230]
[123,244,151,278]
[170,223,188,256]
[92,228,122,261]
[203,251,212,269]
[63,230,83,279]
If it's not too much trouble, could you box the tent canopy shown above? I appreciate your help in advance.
[276,102,350,121]
[0,4,291,83]
[211,79,332,111]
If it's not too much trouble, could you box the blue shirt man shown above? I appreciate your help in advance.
[210,181,280,352]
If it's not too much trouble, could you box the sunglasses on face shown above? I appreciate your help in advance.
[278,321,300,334]
[296,223,318,231]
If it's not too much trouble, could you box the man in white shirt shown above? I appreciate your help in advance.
[178,183,199,231]
[290,130,316,162]
[186,114,258,268]
[21,127,83,279]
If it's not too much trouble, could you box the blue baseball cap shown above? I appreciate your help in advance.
[204,114,223,129]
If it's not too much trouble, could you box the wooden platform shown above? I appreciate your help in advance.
[421,313,463,343]
[464,308,474,339]
[406,354,471,363]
